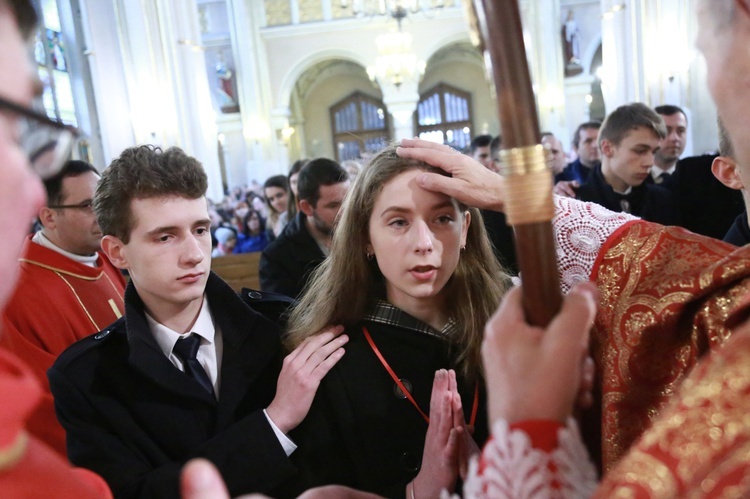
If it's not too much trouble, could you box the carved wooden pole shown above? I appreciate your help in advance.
[471,0,562,326]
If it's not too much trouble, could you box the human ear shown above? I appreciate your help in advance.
[101,235,129,270]
[600,139,615,158]
[299,199,314,217]
[712,156,744,190]
[38,206,56,230]
[460,210,471,247]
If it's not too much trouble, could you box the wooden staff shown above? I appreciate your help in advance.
[470,0,562,326]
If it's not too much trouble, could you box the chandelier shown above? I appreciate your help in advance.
[358,2,427,87]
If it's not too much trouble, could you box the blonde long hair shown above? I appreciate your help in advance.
[285,145,510,380]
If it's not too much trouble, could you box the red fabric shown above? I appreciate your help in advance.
[0,237,126,456]
[587,220,750,470]
[509,420,563,453]
[0,349,111,498]
[596,322,750,497]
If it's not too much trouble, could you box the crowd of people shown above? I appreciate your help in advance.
[3,0,750,497]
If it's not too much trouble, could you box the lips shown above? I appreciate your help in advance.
[178,272,205,283]
[409,265,438,281]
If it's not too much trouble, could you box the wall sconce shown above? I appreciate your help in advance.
[244,117,270,144]
[281,126,295,140]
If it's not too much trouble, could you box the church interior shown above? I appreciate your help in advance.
[38,0,712,201]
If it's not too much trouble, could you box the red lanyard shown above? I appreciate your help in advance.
[362,326,479,426]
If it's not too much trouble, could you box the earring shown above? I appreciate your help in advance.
[366,251,374,260]
[460,245,466,252]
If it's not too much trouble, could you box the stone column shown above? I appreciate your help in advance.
[380,81,419,142]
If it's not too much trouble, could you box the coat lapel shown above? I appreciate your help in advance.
[124,282,217,404]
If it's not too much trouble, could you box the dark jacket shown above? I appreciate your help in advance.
[724,212,750,246]
[670,155,744,239]
[480,209,518,274]
[285,319,487,498]
[48,274,296,499]
[555,158,597,184]
[575,164,680,226]
[259,212,326,299]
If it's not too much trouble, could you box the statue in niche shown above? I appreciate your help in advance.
[215,52,239,113]
[562,9,583,77]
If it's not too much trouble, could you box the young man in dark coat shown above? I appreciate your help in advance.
[574,103,680,226]
[260,158,350,299]
[48,145,348,499]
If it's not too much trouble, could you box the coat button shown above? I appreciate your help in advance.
[247,291,262,300]
[393,379,413,399]
[401,452,420,472]
[94,330,110,340]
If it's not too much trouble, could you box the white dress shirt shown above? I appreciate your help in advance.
[147,295,296,455]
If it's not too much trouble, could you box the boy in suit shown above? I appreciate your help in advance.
[49,145,347,498]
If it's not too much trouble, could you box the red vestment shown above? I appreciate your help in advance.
[0,236,126,456]
[465,209,750,497]
[587,220,749,470]
[0,348,111,498]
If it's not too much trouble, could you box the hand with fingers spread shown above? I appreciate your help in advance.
[553,180,579,198]
[396,138,506,212]
[266,326,348,434]
[482,282,598,424]
[409,369,462,498]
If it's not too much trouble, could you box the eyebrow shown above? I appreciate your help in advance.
[144,218,212,237]
[379,200,455,217]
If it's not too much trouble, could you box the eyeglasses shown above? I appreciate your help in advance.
[47,200,94,212]
[0,95,80,180]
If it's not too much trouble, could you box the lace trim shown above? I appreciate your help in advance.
[553,196,636,294]
[462,418,598,499]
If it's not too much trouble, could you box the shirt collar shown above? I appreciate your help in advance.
[650,164,676,180]
[148,296,216,358]
[363,299,458,340]
[32,231,100,267]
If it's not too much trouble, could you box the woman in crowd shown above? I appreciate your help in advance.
[284,144,510,498]
[279,159,308,229]
[233,208,268,254]
[263,174,290,239]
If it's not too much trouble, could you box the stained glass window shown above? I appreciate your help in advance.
[416,83,472,151]
[330,91,389,161]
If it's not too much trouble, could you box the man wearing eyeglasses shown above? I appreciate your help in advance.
[1,159,126,457]
[0,0,112,496]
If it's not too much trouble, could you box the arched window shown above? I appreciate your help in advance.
[330,91,389,161]
[416,83,473,150]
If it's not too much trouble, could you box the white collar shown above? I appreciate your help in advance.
[147,296,216,358]
[33,231,99,267]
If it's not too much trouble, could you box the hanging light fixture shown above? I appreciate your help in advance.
[365,3,426,87]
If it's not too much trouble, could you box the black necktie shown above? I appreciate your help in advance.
[656,172,671,184]
[173,334,215,397]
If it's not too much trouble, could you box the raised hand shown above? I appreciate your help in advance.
[482,282,598,424]
[410,369,462,498]
[266,326,348,433]
[396,138,506,212]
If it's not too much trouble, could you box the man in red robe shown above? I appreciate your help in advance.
[0,0,111,495]
[1,159,126,456]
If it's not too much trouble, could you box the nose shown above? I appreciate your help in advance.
[181,234,205,265]
[413,220,434,253]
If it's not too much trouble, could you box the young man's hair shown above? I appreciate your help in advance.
[572,121,601,148]
[4,0,38,37]
[598,103,667,147]
[718,118,735,160]
[44,160,98,206]
[94,145,208,244]
[469,134,492,154]
[297,158,348,207]
[654,104,688,124]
